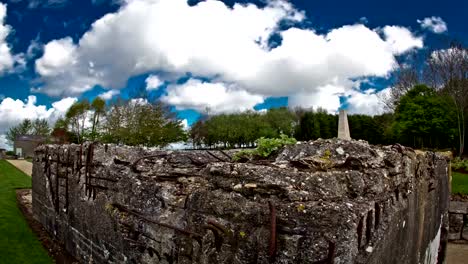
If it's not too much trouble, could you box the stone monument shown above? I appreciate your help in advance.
[338,109,351,140]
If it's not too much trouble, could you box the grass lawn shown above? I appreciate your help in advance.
[452,171,468,195]
[0,160,52,264]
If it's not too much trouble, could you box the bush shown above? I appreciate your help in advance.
[233,134,297,161]
[452,157,468,172]
[5,150,15,156]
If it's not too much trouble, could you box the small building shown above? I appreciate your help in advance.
[14,135,47,159]
[0,148,6,159]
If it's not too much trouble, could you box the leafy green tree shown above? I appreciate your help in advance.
[189,108,297,149]
[90,97,106,140]
[393,85,458,149]
[6,119,33,143]
[102,100,185,147]
[265,107,297,137]
[6,118,50,143]
[32,119,50,136]
[65,100,90,143]
[426,44,468,155]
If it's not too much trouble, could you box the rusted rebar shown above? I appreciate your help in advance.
[206,150,228,162]
[131,154,168,172]
[111,203,202,240]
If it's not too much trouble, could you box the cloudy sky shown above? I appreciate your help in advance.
[0,0,465,148]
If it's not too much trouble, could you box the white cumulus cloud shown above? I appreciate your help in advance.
[0,134,9,150]
[417,16,447,34]
[98,89,120,100]
[382,26,423,55]
[0,96,77,133]
[161,79,264,114]
[145,75,163,90]
[288,84,344,113]
[346,88,390,115]
[0,95,77,149]
[33,0,423,113]
[0,3,16,74]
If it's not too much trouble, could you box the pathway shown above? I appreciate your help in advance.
[6,159,32,176]
[447,243,468,264]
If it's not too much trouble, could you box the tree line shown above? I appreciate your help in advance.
[388,43,468,156]
[190,43,468,154]
[6,43,467,154]
[7,98,186,148]
[189,84,460,153]
[6,83,463,153]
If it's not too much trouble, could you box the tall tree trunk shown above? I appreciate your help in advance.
[461,109,465,155]
[452,97,463,156]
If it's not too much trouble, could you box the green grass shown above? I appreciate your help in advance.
[0,160,52,264]
[452,172,468,195]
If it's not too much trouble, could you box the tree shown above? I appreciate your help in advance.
[393,85,458,149]
[295,111,321,140]
[102,100,186,147]
[386,65,421,110]
[32,119,50,136]
[6,118,50,143]
[425,44,468,155]
[65,100,90,143]
[90,97,106,140]
[6,119,33,143]
[264,107,297,137]
[189,108,297,149]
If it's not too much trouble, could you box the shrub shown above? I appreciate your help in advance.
[233,134,297,161]
[452,157,468,172]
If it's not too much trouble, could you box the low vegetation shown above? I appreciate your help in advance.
[452,172,468,195]
[0,160,51,263]
[233,134,296,161]
[452,158,468,172]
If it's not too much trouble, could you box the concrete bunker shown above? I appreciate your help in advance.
[32,139,449,263]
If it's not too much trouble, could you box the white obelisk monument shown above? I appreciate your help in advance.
[338,109,351,140]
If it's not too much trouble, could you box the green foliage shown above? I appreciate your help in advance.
[452,172,468,195]
[294,108,395,145]
[90,97,106,141]
[6,118,50,143]
[32,119,51,136]
[0,160,52,263]
[57,98,186,147]
[233,134,297,161]
[190,107,296,148]
[295,108,338,141]
[452,158,468,171]
[101,100,186,147]
[393,85,458,149]
[65,100,90,143]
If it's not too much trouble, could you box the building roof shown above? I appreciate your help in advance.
[15,135,47,142]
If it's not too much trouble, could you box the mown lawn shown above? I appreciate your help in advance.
[0,160,52,264]
[452,171,468,195]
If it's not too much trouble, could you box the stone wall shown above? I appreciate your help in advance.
[448,201,468,241]
[32,139,450,264]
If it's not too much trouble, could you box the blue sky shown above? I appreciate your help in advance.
[0,0,464,148]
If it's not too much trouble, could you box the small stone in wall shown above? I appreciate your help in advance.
[462,216,468,241]
[449,213,464,240]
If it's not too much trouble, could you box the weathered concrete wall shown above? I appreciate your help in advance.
[32,139,449,264]
[448,201,468,241]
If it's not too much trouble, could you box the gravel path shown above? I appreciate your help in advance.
[6,159,32,176]
[447,243,468,263]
